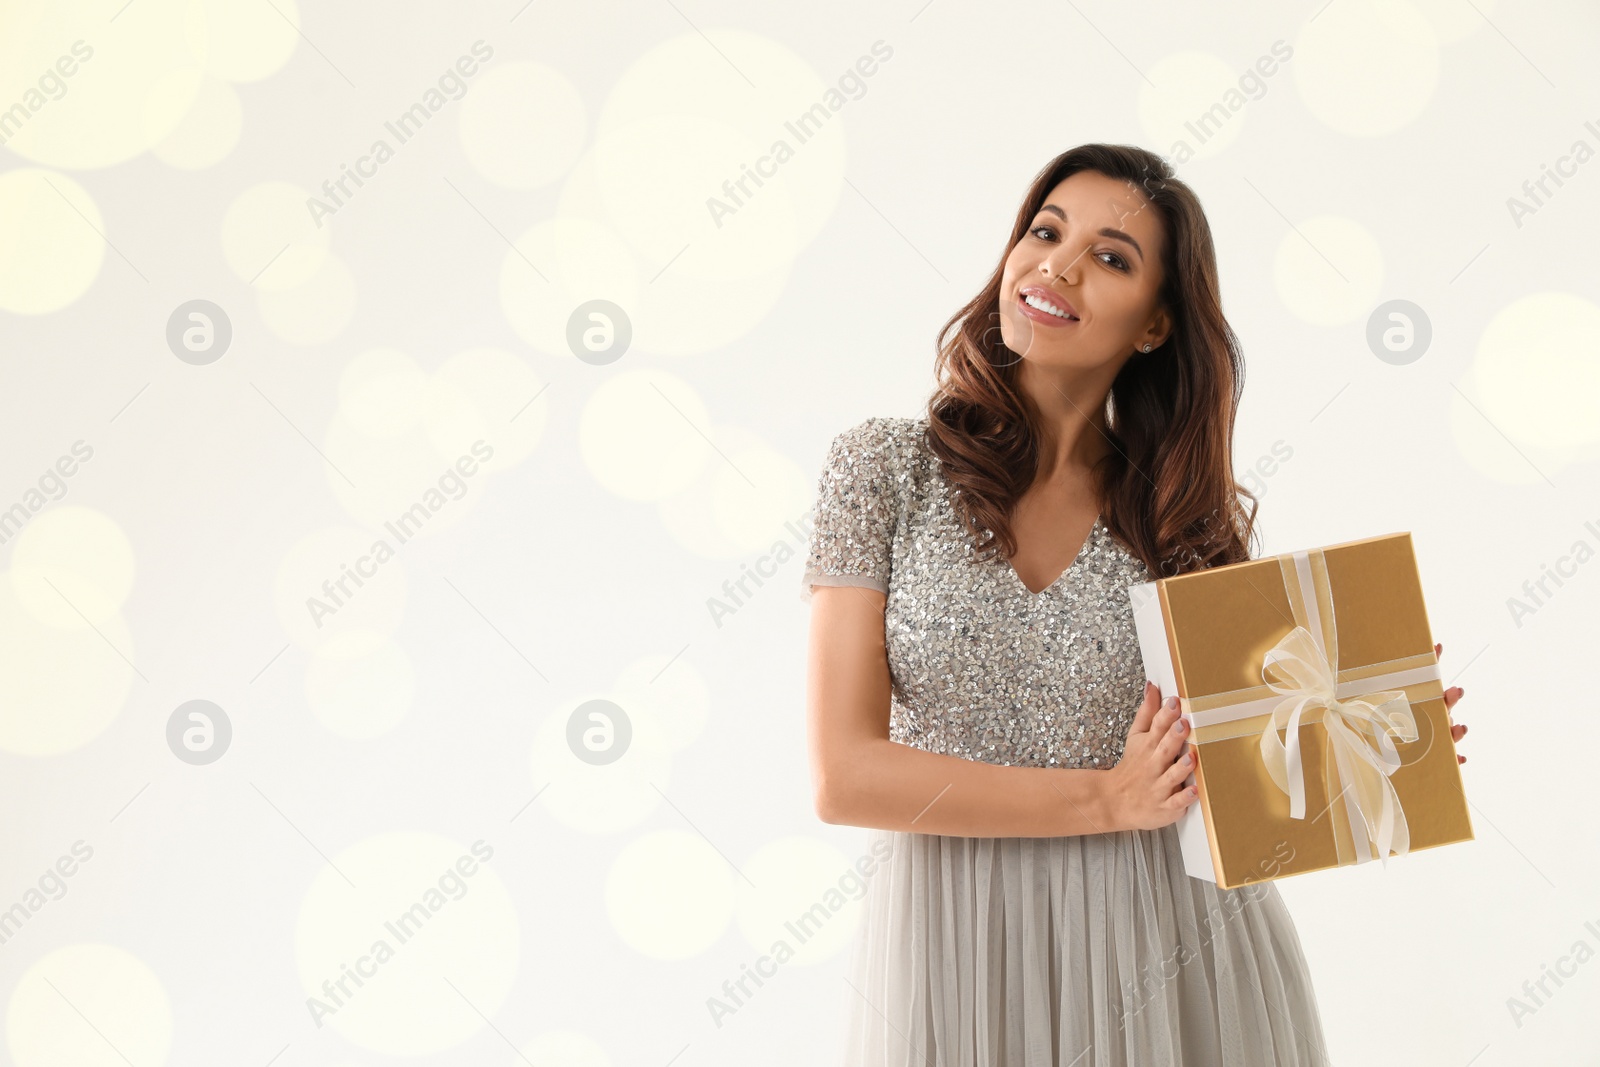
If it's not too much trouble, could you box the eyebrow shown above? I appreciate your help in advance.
[1036,204,1144,262]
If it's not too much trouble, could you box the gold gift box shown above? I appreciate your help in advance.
[1126,531,1473,889]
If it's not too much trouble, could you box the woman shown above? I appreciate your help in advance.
[800,144,1468,1065]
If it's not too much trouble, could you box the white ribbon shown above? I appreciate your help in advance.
[1256,624,1420,861]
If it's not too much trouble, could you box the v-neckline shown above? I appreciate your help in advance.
[1004,514,1102,596]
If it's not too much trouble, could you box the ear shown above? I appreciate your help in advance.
[1143,306,1174,350]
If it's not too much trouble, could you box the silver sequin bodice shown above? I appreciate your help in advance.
[802,416,1157,769]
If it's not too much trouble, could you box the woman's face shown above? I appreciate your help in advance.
[997,169,1169,371]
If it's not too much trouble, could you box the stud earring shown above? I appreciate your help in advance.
[1141,343,1153,352]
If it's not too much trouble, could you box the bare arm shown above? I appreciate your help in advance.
[805,584,1198,837]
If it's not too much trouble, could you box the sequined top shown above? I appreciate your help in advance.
[800,415,1156,770]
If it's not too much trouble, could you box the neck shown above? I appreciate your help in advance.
[1016,362,1115,480]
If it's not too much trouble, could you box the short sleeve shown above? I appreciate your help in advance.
[800,418,901,603]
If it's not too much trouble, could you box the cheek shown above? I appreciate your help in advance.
[1001,249,1032,284]
[1106,293,1147,329]
[1081,282,1138,326]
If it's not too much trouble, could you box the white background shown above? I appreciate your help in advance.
[0,0,1596,1064]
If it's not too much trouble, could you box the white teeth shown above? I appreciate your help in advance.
[1023,293,1074,319]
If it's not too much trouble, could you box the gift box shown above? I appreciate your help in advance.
[1126,531,1473,888]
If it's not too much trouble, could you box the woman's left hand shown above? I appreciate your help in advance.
[1437,642,1467,764]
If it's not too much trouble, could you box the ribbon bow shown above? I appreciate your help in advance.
[1256,625,1420,861]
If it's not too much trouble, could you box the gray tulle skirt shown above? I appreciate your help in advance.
[839,824,1330,1066]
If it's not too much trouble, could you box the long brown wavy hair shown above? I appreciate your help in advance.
[924,144,1259,579]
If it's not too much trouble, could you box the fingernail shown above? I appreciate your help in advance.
[1163,696,1177,709]
[1172,718,1186,733]
[1182,753,1193,766]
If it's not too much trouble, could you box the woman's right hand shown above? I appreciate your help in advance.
[1105,681,1198,831]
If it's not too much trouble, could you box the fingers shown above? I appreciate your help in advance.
[1168,782,1199,810]
[1153,700,1188,762]
[1131,681,1160,734]
[1161,749,1194,791]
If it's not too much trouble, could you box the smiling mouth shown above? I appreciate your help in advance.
[1019,291,1078,321]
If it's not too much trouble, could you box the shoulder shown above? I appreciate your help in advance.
[816,416,938,523]
[825,415,930,472]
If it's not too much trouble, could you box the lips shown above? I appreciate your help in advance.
[1017,285,1079,325]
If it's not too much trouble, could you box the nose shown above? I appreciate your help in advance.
[1039,245,1083,285]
